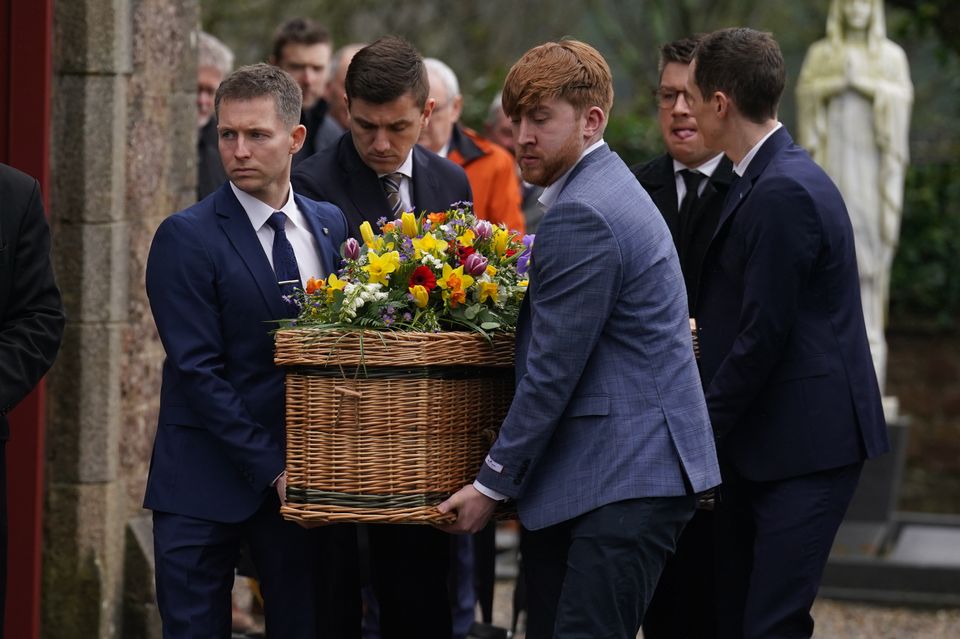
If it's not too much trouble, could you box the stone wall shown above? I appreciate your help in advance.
[43,1,197,636]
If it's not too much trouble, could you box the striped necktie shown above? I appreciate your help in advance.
[381,172,404,218]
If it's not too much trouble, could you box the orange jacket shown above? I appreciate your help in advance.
[447,125,525,234]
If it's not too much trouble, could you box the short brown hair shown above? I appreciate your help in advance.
[692,28,784,124]
[501,40,613,119]
[658,36,700,77]
[271,17,331,63]
[215,63,302,127]
[345,36,429,107]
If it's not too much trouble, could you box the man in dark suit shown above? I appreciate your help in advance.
[0,163,65,635]
[292,36,471,639]
[439,40,720,639]
[686,28,889,639]
[631,36,733,639]
[144,63,348,638]
[293,36,471,242]
[269,18,343,166]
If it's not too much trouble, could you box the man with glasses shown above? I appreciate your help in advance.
[631,36,734,639]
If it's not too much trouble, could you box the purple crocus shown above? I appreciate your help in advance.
[343,237,360,260]
[463,252,489,276]
[473,220,493,241]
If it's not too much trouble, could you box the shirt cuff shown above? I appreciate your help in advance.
[473,480,508,502]
[271,471,285,487]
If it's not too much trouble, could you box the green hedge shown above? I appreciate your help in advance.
[890,160,960,331]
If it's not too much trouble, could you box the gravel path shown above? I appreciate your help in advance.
[491,580,960,638]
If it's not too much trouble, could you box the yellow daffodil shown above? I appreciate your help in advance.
[363,250,400,285]
[360,221,376,247]
[485,264,498,277]
[412,233,448,258]
[479,281,498,304]
[401,211,418,237]
[437,264,475,292]
[409,284,430,308]
[457,229,476,247]
[326,273,347,301]
[493,228,509,256]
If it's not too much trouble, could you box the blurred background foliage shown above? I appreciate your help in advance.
[202,0,960,331]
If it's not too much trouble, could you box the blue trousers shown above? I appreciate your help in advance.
[521,495,695,639]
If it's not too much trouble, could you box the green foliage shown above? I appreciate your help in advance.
[889,160,960,330]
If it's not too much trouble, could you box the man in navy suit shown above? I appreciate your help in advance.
[144,63,348,638]
[439,40,721,639]
[631,35,734,639]
[686,28,889,638]
[292,37,472,639]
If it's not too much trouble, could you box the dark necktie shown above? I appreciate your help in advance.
[266,211,302,315]
[381,172,404,218]
[677,169,706,263]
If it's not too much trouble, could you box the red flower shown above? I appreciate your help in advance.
[409,265,437,291]
[505,248,517,257]
[457,244,476,264]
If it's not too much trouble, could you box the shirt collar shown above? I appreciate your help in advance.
[733,122,782,177]
[229,181,302,231]
[538,138,606,210]
[672,152,724,179]
[378,150,414,180]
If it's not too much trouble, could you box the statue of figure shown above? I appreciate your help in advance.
[797,0,913,391]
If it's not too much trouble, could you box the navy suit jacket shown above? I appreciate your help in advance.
[696,127,889,481]
[291,131,472,240]
[476,145,721,530]
[143,182,347,523]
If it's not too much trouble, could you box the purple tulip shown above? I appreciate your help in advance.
[343,237,360,260]
[473,220,493,241]
[464,252,489,276]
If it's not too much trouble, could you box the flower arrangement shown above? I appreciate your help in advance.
[293,204,533,334]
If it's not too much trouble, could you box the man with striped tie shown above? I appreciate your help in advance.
[293,36,472,243]
[292,36,472,639]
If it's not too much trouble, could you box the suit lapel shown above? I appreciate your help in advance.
[339,137,393,227]
[215,184,289,319]
[411,145,443,213]
[711,127,792,242]
[295,194,339,275]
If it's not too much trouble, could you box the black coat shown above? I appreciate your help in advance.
[0,163,65,438]
[292,132,472,241]
[631,153,735,312]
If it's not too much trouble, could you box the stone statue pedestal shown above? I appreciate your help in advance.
[822,399,960,605]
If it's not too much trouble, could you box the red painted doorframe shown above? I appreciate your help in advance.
[1,1,55,638]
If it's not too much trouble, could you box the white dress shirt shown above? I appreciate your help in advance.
[673,153,725,202]
[229,182,325,285]
[733,122,783,177]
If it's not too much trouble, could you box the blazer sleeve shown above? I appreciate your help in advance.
[704,175,822,437]
[476,199,622,498]
[0,177,65,415]
[145,215,284,490]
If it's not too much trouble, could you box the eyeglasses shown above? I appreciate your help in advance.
[653,89,689,110]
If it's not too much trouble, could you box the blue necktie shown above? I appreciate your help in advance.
[266,211,302,315]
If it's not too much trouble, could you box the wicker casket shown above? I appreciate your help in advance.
[275,328,515,524]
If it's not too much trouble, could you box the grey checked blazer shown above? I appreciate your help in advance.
[476,144,721,530]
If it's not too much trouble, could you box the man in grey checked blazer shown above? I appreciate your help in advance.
[439,40,721,639]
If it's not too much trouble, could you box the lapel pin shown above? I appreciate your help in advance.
[322,227,329,235]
